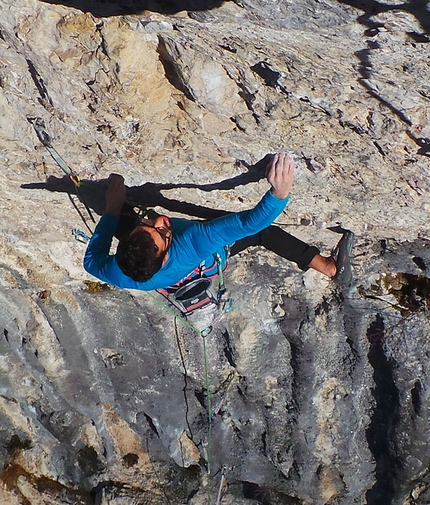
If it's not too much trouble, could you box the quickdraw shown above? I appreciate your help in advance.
[72,229,91,243]
[200,298,233,338]
[28,117,96,223]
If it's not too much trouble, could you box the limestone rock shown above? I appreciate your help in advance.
[0,0,430,504]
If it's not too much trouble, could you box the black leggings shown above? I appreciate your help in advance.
[229,225,320,271]
[117,206,320,271]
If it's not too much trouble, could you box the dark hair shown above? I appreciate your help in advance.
[116,229,163,282]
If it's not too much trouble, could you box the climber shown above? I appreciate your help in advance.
[83,153,354,292]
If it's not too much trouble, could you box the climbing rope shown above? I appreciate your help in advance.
[145,290,214,473]
[29,117,96,224]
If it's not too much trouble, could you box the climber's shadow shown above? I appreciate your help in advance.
[38,0,224,17]
[338,0,430,35]
[21,154,272,236]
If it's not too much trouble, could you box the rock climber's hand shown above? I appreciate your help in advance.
[266,152,295,199]
[105,173,126,216]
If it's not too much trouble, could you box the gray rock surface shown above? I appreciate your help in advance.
[0,0,429,503]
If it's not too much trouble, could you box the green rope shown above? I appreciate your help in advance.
[145,291,213,476]
[201,333,212,476]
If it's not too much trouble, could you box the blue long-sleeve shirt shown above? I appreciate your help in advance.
[84,190,289,290]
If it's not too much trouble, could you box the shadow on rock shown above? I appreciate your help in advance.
[338,0,430,35]
[38,0,225,17]
[21,154,271,217]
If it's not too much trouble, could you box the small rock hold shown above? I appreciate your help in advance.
[36,290,51,300]
[273,304,285,317]
[100,348,124,369]
[413,256,427,271]
[139,20,174,33]
[188,11,218,23]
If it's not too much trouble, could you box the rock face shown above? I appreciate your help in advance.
[0,0,429,504]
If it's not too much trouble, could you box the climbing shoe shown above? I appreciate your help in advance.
[333,230,355,286]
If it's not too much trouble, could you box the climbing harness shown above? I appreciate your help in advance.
[156,251,234,338]
[157,253,232,315]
